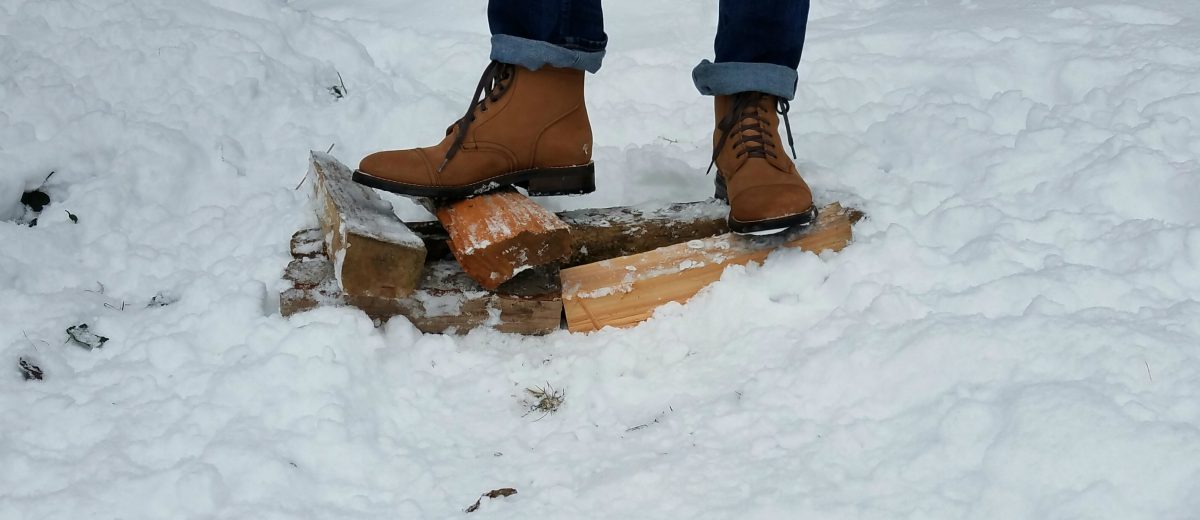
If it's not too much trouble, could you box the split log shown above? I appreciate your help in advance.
[406,199,731,267]
[560,203,862,333]
[310,152,426,298]
[433,190,571,290]
[282,229,562,335]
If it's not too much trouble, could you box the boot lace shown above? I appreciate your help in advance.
[439,61,517,172]
[707,92,797,175]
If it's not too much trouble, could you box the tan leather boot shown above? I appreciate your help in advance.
[711,92,816,235]
[355,61,595,198]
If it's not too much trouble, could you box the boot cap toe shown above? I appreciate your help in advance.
[728,182,814,224]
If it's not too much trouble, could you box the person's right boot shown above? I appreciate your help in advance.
[711,92,817,235]
[354,61,595,198]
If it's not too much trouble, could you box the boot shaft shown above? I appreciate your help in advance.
[469,65,592,169]
[712,93,790,175]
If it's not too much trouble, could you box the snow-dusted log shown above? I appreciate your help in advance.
[560,203,862,333]
[310,152,427,298]
[405,199,732,267]
[556,200,730,266]
[433,189,571,290]
[281,228,562,335]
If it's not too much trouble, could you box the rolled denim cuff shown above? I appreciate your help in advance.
[692,60,798,100]
[490,35,605,73]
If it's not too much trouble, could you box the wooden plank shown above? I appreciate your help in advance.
[281,229,562,335]
[434,189,571,290]
[560,203,860,333]
[405,199,731,266]
[310,152,426,298]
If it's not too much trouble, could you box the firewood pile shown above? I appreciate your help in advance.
[282,152,861,334]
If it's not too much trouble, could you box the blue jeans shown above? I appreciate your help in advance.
[488,0,809,100]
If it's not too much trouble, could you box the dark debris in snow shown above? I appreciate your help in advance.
[148,291,178,307]
[16,171,57,227]
[18,357,44,381]
[67,324,109,350]
[465,488,517,513]
[21,189,50,213]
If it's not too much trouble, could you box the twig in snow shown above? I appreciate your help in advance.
[626,406,675,432]
[465,488,517,513]
[1145,360,1153,382]
[22,330,44,353]
[328,71,348,99]
[290,163,309,189]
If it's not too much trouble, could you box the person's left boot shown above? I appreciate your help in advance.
[710,92,817,235]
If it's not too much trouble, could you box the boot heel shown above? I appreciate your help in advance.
[522,163,596,196]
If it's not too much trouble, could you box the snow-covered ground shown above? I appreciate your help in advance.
[3,0,1200,517]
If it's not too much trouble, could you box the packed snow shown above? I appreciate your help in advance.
[3,0,1200,518]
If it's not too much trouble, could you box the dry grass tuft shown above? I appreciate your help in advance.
[522,383,565,420]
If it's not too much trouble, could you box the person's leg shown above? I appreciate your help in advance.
[692,0,809,100]
[489,0,608,73]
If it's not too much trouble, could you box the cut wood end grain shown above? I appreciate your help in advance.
[434,189,571,290]
[310,152,425,248]
[309,152,426,297]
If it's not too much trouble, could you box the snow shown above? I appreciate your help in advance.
[3,0,1200,518]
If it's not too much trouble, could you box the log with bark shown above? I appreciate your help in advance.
[406,199,731,267]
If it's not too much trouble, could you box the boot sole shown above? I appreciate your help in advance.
[352,163,596,199]
[714,175,818,236]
